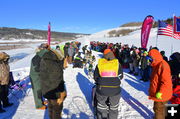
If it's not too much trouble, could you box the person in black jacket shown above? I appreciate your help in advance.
[73,52,83,68]
[160,51,168,62]
[94,49,123,119]
[168,52,180,87]
[40,49,66,119]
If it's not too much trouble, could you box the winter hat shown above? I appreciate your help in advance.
[103,49,115,60]
[0,52,10,61]
[39,43,49,49]
[160,51,165,56]
[143,51,148,55]
[104,49,111,55]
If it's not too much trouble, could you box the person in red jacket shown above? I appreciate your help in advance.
[148,49,173,119]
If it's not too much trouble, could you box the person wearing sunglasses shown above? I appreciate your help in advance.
[148,49,173,119]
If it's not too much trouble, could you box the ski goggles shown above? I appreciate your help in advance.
[146,56,153,63]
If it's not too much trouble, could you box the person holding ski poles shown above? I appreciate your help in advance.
[94,49,123,119]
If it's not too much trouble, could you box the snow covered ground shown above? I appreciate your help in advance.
[0,27,179,119]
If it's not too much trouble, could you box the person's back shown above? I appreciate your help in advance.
[94,49,123,119]
[73,52,83,68]
[40,49,66,119]
[160,51,168,62]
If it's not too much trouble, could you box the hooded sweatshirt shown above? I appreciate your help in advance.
[148,49,172,102]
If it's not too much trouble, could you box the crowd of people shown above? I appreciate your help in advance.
[0,40,179,119]
[90,41,180,119]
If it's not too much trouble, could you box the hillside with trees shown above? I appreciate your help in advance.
[108,17,175,37]
[0,27,89,42]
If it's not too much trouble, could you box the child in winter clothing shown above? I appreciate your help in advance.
[140,51,150,82]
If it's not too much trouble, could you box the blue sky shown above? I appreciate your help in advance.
[0,0,180,34]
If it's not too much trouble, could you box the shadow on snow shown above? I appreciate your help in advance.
[0,76,31,119]
[121,87,153,118]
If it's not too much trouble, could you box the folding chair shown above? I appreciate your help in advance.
[8,72,28,102]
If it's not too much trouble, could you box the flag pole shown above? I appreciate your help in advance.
[171,14,175,54]
[156,21,158,47]
[171,43,173,54]
[156,32,158,47]
[48,22,51,46]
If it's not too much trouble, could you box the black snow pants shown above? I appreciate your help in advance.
[48,99,63,119]
[0,85,9,109]
[96,92,120,119]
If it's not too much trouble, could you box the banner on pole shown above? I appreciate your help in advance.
[141,15,154,49]
[48,22,51,46]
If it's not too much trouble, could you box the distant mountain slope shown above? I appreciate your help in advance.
[76,26,180,58]
[0,27,89,41]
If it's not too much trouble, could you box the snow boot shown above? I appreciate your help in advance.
[129,71,133,74]
[37,105,47,110]
[134,73,138,76]
[0,108,6,113]
[3,103,13,108]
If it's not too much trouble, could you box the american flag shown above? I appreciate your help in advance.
[157,20,180,40]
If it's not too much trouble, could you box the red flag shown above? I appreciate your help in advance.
[141,15,154,48]
[48,22,51,46]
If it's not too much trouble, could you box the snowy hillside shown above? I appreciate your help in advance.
[89,26,141,38]
[76,26,180,58]
[0,26,179,119]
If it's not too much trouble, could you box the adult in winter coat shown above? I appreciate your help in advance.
[63,44,69,68]
[148,49,173,119]
[67,44,75,64]
[168,52,180,104]
[0,52,13,113]
[29,43,49,110]
[168,52,180,80]
[40,49,66,119]
[94,49,123,119]
[132,48,140,76]
[160,51,168,62]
